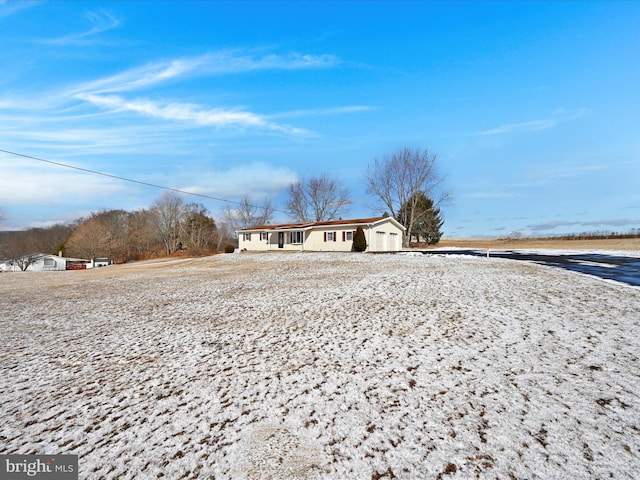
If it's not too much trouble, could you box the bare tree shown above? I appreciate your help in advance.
[126,209,159,259]
[286,181,308,223]
[0,208,9,259]
[215,220,237,250]
[223,195,274,233]
[182,202,217,254]
[286,174,352,222]
[39,223,77,255]
[93,210,129,261]
[2,222,75,265]
[65,217,111,260]
[152,191,185,256]
[4,231,45,271]
[365,147,449,247]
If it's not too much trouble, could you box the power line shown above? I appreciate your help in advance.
[0,148,288,215]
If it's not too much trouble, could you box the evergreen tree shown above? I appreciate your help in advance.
[397,192,443,245]
[352,225,367,252]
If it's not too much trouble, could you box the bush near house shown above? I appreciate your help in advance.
[353,226,367,252]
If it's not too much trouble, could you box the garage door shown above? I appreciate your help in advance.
[389,232,399,251]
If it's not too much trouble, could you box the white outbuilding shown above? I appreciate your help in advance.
[0,253,90,272]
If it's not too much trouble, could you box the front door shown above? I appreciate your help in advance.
[278,232,284,248]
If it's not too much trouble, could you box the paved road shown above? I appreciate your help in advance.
[416,249,640,287]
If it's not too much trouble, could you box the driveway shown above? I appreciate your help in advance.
[417,249,640,287]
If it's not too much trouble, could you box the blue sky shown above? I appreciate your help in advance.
[1,1,639,237]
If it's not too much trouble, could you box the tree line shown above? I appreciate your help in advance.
[0,147,448,263]
[0,197,226,266]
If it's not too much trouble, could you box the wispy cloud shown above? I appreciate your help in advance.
[0,45,343,223]
[0,0,40,18]
[206,51,340,73]
[39,9,120,46]
[510,160,608,189]
[464,191,512,199]
[0,116,210,155]
[476,118,558,136]
[269,105,375,119]
[526,218,640,232]
[72,51,339,95]
[65,50,341,134]
[75,93,311,135]
[0,158,127,206]
[178,163,299,198]
[71,57,211,95]
[475,108,587,136]
[526,220,581,232]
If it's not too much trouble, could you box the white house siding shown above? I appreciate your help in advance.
[303,228,354,252]
[21,255,67,272]
[2,254,88,272]
[239,231,306,251]
[239,232,264,251]
[267,231,306,252]
[367,219,404,252]
[38,256,63,271]
[33,255,89,271]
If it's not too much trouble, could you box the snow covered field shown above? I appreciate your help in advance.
[1,252,639,479]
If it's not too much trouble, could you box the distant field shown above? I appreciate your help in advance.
[435,237,640,251]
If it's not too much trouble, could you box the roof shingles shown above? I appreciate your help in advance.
[240,216,395,232]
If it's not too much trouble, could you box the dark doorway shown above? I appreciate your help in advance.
[278,232,284,248]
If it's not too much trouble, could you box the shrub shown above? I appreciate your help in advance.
[352,226,367,252]
[224,245,235,253]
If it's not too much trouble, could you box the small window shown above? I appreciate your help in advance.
[290,231,303,244]
[260,232,268,241]
[243,233,251,241]
[326,232,335,241]
[345,231,353,241]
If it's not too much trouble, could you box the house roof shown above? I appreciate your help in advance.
[31,253,89,262]
[239,216,406,232]
[0,253,90,264]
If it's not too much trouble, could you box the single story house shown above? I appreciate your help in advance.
[237,216,406,252]
[0,253,90,272]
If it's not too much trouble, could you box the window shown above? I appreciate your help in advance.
[290,231,303,244]
[344,231,353,241]
[243,233,251,241]
[260,232,268,241]
[326,232,335,242]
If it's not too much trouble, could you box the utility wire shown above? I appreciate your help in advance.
[0,148,288,214]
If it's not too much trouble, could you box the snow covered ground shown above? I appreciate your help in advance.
[1,252,639,479]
